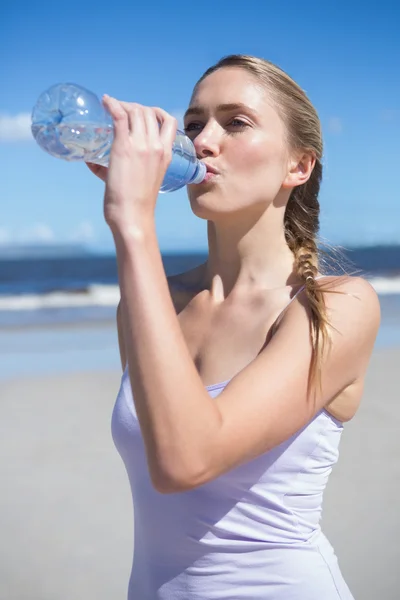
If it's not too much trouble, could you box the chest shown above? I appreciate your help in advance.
[176,293,284,387]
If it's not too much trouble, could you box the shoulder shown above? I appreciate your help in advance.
[317,274,380,321]
[281,274,380,367]
[318,273,378,295]
[285,274,380,317]
[323,275,380,346]
[291,274,380,328]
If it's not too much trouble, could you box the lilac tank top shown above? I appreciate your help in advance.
[111,283,354,599]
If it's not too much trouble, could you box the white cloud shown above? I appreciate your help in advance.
[327,117,343,135]
[0,222,96,247]
[0,112,32,142]
[69,221,95,243]
[17,223,55,244]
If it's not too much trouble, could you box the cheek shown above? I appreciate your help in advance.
[228,140,287,203]
[232,137,289,205]
[237,136,286,174]
[186,136,288,207]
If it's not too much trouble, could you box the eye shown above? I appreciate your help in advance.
[228,118,248,129]
[183,122,201,132]
[183,118,249,133]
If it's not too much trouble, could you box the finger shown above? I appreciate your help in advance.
[118,101,146,140]
[152,107,178,153]
[143,107,161,144]
[102,95,129,144]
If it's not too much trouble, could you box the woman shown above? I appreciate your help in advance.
[88,55,380,599]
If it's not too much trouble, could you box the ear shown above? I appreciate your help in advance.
[282,152,316,189]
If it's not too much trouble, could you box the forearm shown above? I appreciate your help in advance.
[113,224,222,491]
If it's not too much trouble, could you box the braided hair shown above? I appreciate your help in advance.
[285,160,331,385]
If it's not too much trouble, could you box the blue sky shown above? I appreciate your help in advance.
[1,0,399,253]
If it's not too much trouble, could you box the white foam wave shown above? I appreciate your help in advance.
[0,285,120,311]
[0,276,399,312]
[367,276,400,295]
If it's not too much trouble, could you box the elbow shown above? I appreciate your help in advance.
[147,436,221,493]
[150,463,211,494]
[152,477,191,494]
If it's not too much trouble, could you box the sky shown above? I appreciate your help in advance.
[1,0,399,254]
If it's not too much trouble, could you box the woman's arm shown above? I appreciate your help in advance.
[116,276,182,373]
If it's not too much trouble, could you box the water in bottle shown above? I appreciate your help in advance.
[31,83,206,193]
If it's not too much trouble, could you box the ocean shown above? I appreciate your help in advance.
[0,245,399,380]
[1,245,400,326]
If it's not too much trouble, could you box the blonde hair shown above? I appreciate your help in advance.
[195,54,333,390]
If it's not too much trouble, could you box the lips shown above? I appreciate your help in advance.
[203,163,220,175]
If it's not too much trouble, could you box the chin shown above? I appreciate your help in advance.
[188,185,226,203]
[189,200,238,223]
[188,198,216,220]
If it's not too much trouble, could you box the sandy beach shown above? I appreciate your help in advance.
[0,346,399,600]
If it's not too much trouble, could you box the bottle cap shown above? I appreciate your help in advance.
[191,161,207,184]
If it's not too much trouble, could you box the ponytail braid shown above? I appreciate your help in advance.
[285,160,331,388]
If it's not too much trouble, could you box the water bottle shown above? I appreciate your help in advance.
[31,83,206,193]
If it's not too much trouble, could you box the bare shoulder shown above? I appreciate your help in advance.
[318,273,378,295]
[317,274,381,324]
[281,274,381,371]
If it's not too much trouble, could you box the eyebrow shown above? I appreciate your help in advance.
[183,102,259,121]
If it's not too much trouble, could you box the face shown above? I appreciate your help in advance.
[184,67,294,220]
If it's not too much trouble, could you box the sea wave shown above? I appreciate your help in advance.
[0,285,120,311]
[367,276,400,295]
[0,276,399,312]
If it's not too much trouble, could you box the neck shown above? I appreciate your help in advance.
[203,204,299,302]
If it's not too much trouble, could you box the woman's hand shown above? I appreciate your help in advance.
[100,94,178,238]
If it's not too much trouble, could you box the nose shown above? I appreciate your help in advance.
[192,123,221,159]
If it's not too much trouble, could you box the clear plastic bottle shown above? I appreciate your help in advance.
[31,83,206,193]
